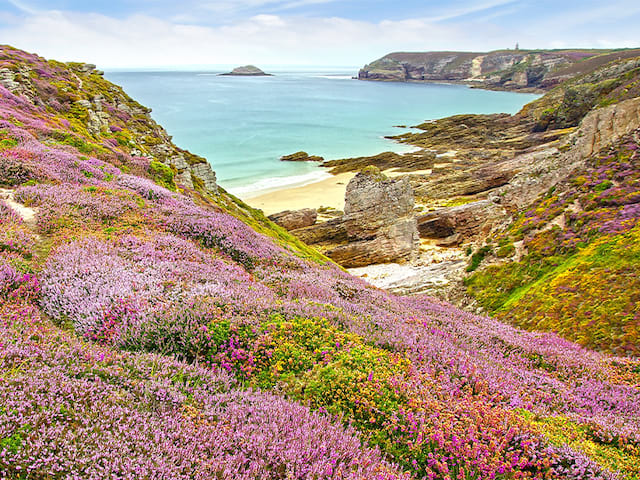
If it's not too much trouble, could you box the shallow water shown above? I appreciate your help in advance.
[105,69,539,194]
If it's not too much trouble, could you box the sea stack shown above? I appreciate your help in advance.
[221,65,272,76]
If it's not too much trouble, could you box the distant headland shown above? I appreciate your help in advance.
[220,65,272,76]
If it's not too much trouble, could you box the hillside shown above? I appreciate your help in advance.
[313,52,640,359]
[358,48,640,91]
[1,45,640,479]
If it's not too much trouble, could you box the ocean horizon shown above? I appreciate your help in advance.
[105,69,539,196]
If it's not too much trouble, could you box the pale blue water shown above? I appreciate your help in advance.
[105,70,539,194]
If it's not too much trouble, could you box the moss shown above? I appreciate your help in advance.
[148,161,176,192]
[191,173,205,192]
[361,165,387,181]
[49,130,95,154]
[0,138,18,149]
[496,243,515,258]
[466,245,492,272]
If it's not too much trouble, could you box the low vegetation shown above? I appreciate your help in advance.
[1,45,639,479]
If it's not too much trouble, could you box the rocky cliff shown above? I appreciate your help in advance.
[345,51,640,355]
[0,46,217,193]
[358,48,640,91]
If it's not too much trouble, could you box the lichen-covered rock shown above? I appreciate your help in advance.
[189,162,218,193]
[327,167,419,267]
[567,96,640,158]
[268,208,317,230]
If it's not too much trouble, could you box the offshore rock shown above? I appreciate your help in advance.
[221,65,272,76]
[268,208,317,230]
[280,151,324,162]
[327,167,419,267]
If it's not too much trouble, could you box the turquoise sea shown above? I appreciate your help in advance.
[105,70,539,195]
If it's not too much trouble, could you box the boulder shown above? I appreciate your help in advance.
[417,200,503,240]
[292,218,347,244]
[326,167,419,267]
[268,208,317,230]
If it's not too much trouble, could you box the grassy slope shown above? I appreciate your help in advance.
[0,44,330,265]
[466,133,640,355]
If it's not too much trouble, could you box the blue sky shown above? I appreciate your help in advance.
[1,0,639,67]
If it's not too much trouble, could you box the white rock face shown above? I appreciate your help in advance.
[327,168,419,267]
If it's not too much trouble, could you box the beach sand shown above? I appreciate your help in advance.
[242,172,355,216]
[241,168,428,216]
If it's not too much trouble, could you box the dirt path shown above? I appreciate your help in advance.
[0,187,37,227]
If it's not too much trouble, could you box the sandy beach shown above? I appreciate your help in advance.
[242,171,355,216]
[241,167,430,216]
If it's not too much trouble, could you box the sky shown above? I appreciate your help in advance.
[0,0,639,68]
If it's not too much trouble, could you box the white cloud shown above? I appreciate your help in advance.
[0,5,639,68]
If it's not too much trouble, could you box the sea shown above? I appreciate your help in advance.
[104,69,539,196]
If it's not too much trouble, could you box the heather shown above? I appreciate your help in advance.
[466,133,640,354]
[1,44,639,479]
[0,298,407,479]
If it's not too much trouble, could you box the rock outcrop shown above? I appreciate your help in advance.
[221,65,271,76]
[280,151,324,162]
[0,52,217,194]
[287,168,419,267]
[268,208,317,230]
[567,96,640,159]
[417,200,505,241]
[292,218,347,245]
[326,168,419,267]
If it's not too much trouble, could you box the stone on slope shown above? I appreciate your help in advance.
[268,208,317,230]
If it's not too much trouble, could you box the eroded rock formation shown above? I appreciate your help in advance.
[293,168,419,267]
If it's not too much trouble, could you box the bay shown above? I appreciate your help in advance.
[105,70,539,194]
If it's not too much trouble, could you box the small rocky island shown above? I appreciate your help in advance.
[221,65,272,76]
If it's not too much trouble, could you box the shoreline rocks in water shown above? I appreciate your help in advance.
[221,65,272,76]
[280,151,324,162]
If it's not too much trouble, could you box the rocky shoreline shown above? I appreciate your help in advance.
[266,52,640,304]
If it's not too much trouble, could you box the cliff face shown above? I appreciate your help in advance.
[358,49,640,91]
[0,45,217,192]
